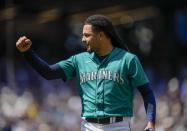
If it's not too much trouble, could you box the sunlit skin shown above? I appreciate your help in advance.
[82,24,114,56]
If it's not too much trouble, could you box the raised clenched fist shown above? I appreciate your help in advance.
[16,36,32,52]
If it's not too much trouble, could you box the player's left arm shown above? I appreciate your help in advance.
[137,83,156,131]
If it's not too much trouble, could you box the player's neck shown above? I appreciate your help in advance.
[96,42,114,56]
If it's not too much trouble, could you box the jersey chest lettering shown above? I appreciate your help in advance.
[80,70,124,84]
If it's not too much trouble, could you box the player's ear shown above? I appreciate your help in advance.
[99,31,105,40]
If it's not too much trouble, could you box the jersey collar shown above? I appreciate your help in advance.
[89,47,123,64]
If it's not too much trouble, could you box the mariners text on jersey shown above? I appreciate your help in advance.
[80,70,124,84]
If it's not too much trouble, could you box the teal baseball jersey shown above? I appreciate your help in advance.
[58,47,149,118]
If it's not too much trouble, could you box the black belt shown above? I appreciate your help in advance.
[85,116,124,124]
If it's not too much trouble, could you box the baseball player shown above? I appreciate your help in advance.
[16,15,156,131]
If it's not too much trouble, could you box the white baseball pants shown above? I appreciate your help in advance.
[81,117,131,131]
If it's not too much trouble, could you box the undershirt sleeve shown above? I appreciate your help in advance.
[137,83,156,123]
[23,49,66,81]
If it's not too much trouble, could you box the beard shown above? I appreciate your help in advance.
[83,42,96,53]
[84,44,93,53]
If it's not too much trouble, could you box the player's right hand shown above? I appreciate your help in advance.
[16,36,32,52]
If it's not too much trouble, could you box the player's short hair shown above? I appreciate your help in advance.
[84,14,129,51]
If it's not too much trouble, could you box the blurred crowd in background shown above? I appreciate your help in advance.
[0,0,187,131]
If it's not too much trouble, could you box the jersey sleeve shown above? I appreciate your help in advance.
[57,56,76,81]
[128,55,149,88]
